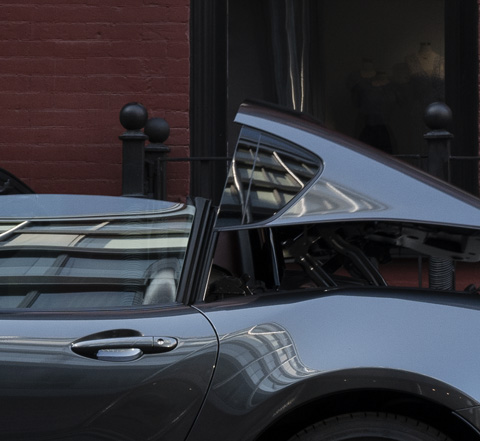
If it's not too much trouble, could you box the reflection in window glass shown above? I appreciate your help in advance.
[218,127,321,226]
[0,205,195,310]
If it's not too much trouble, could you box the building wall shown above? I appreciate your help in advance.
[0,0,190,201]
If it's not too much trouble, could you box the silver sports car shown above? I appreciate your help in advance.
[0,102,479,441]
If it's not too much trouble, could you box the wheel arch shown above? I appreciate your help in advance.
[254,370,480,441]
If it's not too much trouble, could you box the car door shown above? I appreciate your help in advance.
[0,195,217,441]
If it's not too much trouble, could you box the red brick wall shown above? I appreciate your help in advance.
[0,0,190,201]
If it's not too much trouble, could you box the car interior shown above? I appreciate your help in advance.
[206,221,480,301]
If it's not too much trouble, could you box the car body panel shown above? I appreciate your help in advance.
[198,101,480,440]
[190,288,480,441]
[227,102,480,229]
[0,194,182,218]
[0,196,218,441]
[0,306,217,441]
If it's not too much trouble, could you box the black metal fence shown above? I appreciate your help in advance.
[120,101,480,201]
[394,102,480,192]
[119,102,230,201]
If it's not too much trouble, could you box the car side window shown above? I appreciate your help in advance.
[217,126,322,227]
[0,205,195,310]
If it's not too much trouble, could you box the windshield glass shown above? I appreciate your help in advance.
[0,203,195,310]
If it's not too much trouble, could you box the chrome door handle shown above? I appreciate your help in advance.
[71,336,178,361]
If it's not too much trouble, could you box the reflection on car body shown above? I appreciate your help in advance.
[1,102,480,440]
[210,322,314,412]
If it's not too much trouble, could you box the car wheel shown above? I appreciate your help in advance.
[288,412,452,441]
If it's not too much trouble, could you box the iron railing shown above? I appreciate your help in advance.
[120,101,479,204]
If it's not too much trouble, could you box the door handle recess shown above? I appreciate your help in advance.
[71,336,178,362]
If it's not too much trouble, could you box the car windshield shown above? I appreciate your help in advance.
[0,200,195,310]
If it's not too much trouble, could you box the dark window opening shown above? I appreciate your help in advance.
[206,221,480,302]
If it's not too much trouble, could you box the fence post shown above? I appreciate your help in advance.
[119,102,148,197]
[424,102,453,182]
[144,117,171,200]
[424,102,455,290]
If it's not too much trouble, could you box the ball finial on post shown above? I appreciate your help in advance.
[144,117,170,143]
[144,117,171,200]
[119,102,148,131]
[424,102,452,131]
[119,102,149,197]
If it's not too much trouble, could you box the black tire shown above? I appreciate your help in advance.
[288,412,452,441]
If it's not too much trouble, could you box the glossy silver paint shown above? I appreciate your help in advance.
[2,103,480,441]
[0,194,183,218]
[235,102,480,229]
[0,306,217,440]
[186,103,480,440]
[0,196,215,440]
[190,289,480,440]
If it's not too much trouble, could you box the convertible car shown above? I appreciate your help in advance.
[1,102,480,441]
